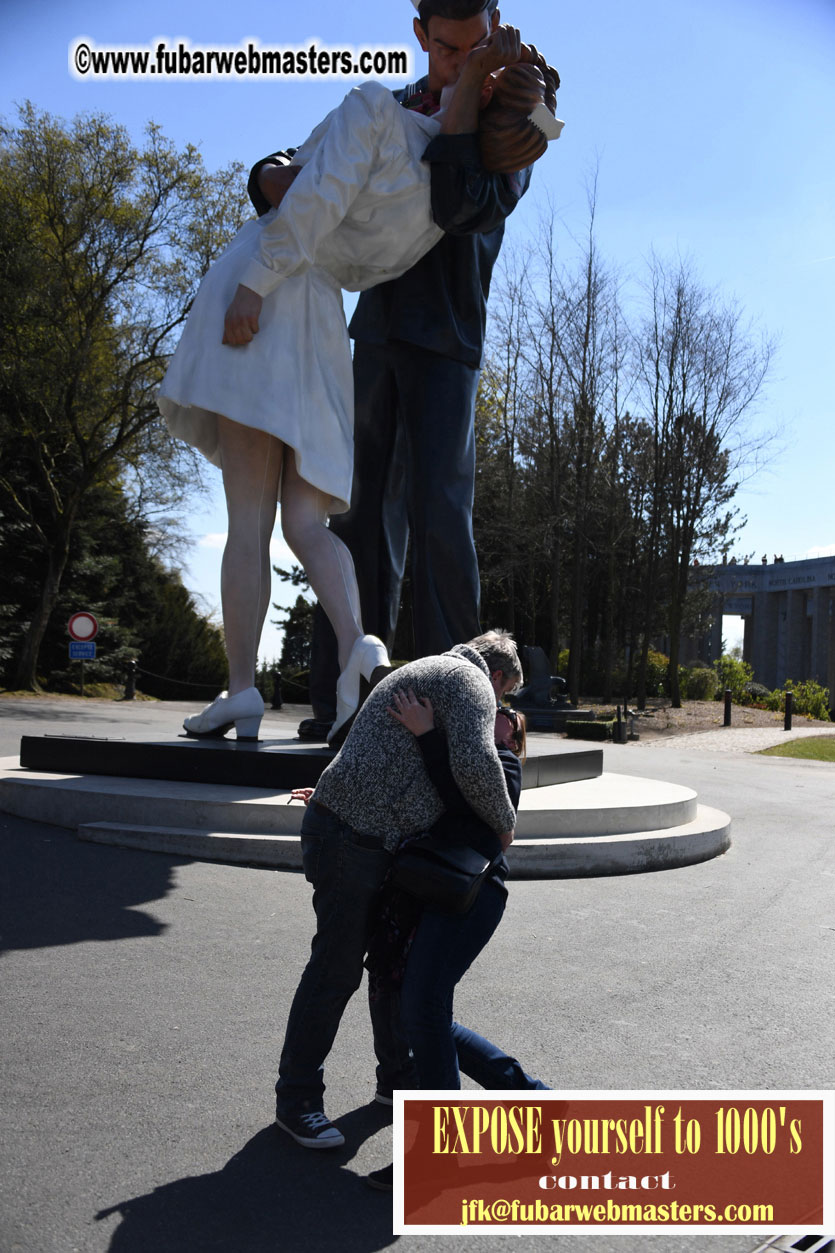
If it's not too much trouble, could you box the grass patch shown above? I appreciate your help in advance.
[759,737,835,762]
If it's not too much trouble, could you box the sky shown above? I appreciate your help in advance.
[2,0,833,664]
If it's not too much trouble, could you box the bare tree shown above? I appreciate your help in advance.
[476,244,533,633]
[474,197,775,709]
[527,193,618,701]
[632,254,775,705]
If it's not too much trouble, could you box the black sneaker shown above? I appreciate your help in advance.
[275,1109,345,1149]
[374,1088,394,1107]
[366,1163,393,1191]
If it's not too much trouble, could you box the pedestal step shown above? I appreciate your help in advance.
[0,756,730,878]
[76,803,730,878]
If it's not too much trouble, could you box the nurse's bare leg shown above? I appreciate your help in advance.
[279,451,362,672]
[217,416,282,695]
[280,450,389,744]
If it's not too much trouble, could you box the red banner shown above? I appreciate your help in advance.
[394,1092,832,1233]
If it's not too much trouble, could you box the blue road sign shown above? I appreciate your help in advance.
[69,642,96,660]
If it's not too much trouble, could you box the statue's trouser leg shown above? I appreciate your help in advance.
[391,341,482,657]
[308,342,403,720]
[308,341,481,720]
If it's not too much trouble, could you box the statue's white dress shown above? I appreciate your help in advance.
[158,82,442,514]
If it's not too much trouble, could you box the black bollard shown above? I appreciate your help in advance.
[271,670,283,710]
[124,659,137,701]
[723,688,732,727]
[784,689,793,732]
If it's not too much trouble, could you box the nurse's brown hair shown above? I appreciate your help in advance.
[479,53,560,174]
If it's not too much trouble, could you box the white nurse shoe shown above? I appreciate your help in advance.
[183,686,265,741]
[327,635,391,748]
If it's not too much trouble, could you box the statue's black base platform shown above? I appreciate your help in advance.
[512,704,596,733]
[19,734,602,791]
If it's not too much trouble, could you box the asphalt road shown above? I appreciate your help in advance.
[1,698,833,1253]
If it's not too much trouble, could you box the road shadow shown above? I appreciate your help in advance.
[96,1112,400,1253]
[0,814,189,953]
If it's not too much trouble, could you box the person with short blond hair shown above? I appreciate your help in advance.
[274,630,522,1149]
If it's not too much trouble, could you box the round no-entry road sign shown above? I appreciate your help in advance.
[68,611,99,641]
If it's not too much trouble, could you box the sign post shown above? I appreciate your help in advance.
[68,612,99,697]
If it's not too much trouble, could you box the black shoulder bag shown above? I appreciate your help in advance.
[390,834,500,915]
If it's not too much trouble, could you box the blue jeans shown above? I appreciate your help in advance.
[276,804,415,1114]
[400,876,548,1091]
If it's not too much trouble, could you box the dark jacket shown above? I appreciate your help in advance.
[416,728,521,879]
[364,731,519,993]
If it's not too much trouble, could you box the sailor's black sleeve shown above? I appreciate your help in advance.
[246,149,298,216]
[422,132,532,235]
[415,729,470,817]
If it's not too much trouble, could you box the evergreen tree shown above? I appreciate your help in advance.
[278,596,315,673]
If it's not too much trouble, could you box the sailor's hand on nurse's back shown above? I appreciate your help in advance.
[223,284,263,346]
[258,163,301,209]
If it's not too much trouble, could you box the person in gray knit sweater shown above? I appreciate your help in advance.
[274,631,521,1150]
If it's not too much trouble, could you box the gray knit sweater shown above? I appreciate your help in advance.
[313,644,516,850]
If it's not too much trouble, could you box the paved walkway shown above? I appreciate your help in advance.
[635,724,835,753]
[2,696,833,760]
[1,698,833,1253]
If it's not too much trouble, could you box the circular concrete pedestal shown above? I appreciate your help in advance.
[0,757,730,877]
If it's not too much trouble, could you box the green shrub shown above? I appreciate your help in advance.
[681,666,717,701]
[791,680,831,720]
[565,719,613,741]
[744,681,771,706]
[713,655,754,704]
[766,679,831,721]
[645,649,670,696]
